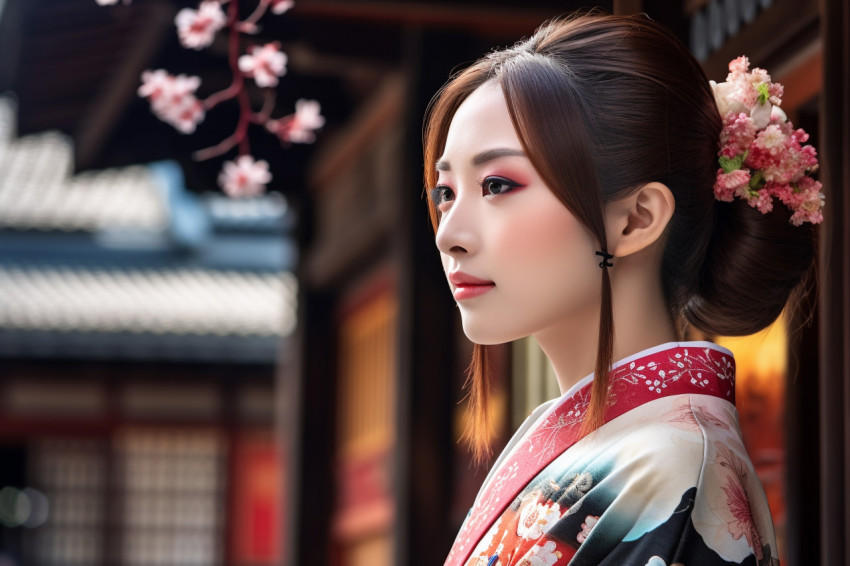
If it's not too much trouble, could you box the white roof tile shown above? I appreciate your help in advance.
[0,98,168,232]
[0,265,296,337]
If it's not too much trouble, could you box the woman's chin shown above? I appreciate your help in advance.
[461,320,519,346]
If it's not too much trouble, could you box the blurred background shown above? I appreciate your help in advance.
[0,0,847,565]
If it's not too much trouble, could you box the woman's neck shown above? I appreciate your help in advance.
[533,252,676,394]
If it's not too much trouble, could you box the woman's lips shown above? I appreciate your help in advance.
[453,283,495,300]
[449,271,495,300]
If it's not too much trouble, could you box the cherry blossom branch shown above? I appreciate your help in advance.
[236,88,251,155]
[237,0,269,32]
[251,90,277,124]
[194,0,250,160]
[203,83,241,111]
[123,0,322,197]
[193,133,240,161]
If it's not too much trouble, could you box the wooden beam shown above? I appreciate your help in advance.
[74,1,174,170]
[700,0,819,80]
[303,74,404,289]
[772,40,822,119]
[818,1,850,565]
[294,0,579,37]
[308,73,405,191]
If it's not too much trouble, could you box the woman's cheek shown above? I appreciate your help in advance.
[495,200,591,277]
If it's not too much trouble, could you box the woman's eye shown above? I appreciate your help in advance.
[429,185,455,206]
[482,176,520,197]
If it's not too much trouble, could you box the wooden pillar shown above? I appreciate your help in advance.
[818,0,850,564]
[392,26,489,566]
[283,189,338,566]
[393,26,457,566]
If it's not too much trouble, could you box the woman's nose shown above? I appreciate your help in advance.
[435,196,479,257]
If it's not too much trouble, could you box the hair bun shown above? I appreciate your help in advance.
[684,198,816,336]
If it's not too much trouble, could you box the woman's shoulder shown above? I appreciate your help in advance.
[557,394,775,563]
[587,393,740,461]
[556,394,751,508]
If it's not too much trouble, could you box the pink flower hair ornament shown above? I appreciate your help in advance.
[710,56,824,226]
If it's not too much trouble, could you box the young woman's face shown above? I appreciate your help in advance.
[432,81,601,345]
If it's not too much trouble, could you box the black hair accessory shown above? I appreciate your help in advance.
[596,250,614,268]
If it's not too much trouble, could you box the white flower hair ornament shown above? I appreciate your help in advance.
[711,56,824,226]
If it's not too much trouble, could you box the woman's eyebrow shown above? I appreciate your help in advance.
[435,147,526,172]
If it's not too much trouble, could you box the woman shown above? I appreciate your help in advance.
[424,13,821,566]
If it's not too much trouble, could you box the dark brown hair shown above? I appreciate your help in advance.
[423,13,816,461]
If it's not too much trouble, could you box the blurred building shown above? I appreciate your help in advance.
[0,97,293,565]
[0,1,848,566]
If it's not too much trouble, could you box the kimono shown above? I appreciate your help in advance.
[445,342,778,566]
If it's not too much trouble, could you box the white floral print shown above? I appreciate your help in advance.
[473,516,502,557]
[576,515,599,544]
[517,540,562,566]
[516,497,561,540]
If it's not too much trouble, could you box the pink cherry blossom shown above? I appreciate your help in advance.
[218,155,272,198]
[267,99,325,144]
[175,0,227,50]
[788,177,825,226]
[728,56,749,75]
[288,99,325,142]
[268,0,294,15]
[138,69,172,101]
[719,112,756,157]
[238,43,287,88]
[752,189,773,214]
[715,56,782,121]
[714,169,750,202]
[169,99,205,134]
[138,70,205,134]
[712,57,823,224]
[107,0,313,200]
[799,144,818,169]
[754,125,785,155]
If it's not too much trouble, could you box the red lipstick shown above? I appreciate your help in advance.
[449,271,495,300]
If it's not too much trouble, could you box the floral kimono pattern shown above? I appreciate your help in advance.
[445,342,778,566]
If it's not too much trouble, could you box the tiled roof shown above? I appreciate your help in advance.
[0,100,168,233]
[0,97,297,357]
[0,97,290,235]
[0,265,296,337]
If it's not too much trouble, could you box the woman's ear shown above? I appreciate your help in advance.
[604,182,675,258]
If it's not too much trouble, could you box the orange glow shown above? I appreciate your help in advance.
[716,313,787,563]
[716,313,787,387]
